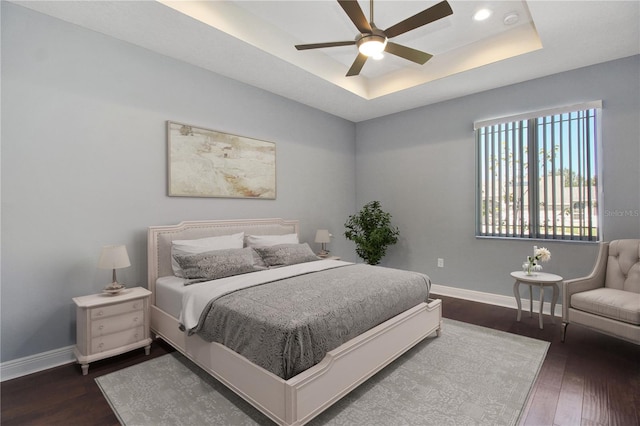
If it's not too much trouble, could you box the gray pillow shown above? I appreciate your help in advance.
[250,248,268,269]
[255,243,320,267]
[174,247,264,285]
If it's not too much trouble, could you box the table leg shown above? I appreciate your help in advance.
[529,285,533,318]
[513,281,522,322]
[538,284,545,329]
[550,282,559,324]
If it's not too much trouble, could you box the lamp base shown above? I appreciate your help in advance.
[317,250,330,258]
[103,282,125,295]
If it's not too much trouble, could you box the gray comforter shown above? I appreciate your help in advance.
[193,264,430,380]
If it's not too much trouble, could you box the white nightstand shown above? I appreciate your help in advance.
[73,287,152,375]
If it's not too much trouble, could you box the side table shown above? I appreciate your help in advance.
[323,256,341,260]
[73,287,152,375]
[510,271,563,329]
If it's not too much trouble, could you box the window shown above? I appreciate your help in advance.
[475,101,601,241]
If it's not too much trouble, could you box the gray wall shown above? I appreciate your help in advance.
[355,55,640,295]
[1,3,356,362]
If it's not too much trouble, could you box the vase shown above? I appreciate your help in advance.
[523,262,543,275]
[524,263,535,275]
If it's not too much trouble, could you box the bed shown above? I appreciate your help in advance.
[148,218,442,425]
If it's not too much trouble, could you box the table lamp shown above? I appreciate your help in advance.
[98,245,131,293]
[314,229,332,257]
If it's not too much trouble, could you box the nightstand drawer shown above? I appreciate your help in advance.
[90,300,145,319]
[91,310,144,336]
[91,326,145,354]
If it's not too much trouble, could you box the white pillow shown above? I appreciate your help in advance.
[171,232,244,277]
[245,233,299,248]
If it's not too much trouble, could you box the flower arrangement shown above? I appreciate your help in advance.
[523,246,551,275]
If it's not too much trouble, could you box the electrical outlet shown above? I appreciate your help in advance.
[437,258,444,268]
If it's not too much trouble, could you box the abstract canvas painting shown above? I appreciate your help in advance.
[167,121,276,198]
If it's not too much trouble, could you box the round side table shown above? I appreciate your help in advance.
[510,271,563,329]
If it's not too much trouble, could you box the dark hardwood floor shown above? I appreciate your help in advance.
[2,295,638,426]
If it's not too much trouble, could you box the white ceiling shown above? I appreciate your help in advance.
[13,1,640,122]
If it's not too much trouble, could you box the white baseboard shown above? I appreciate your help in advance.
[1,285,561,382]
[431,283,563,318]
[1,345,75,382]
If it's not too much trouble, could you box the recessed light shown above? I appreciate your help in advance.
[473,8,492,21]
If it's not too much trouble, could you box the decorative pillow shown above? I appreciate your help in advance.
[245,233,299,248]
[173,247,261,285]
[171,232,244,277]
[249,248,268,269]
[254,243,320,267]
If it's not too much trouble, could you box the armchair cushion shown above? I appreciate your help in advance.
[571,288,640,325]
[605,239,640,292]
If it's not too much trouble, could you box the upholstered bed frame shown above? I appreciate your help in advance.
[148,218,442,426]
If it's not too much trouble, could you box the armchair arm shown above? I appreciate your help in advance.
[563,242,609,320]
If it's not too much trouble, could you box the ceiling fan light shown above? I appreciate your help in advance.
[372,52,384,60]
[357,35,387,57]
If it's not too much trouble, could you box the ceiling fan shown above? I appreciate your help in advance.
[295,0,453,77]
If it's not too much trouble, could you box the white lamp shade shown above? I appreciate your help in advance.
[315,229,331,244]
[98,245,131,269]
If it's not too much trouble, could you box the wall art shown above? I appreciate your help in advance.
[167,121,276,199]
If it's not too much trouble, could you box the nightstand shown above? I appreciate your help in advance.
[73,287,152,375]
[320,255,341,260]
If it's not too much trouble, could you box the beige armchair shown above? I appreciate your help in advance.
[562,239,640,344]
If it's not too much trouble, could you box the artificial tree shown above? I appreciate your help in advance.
[344,201,399,265]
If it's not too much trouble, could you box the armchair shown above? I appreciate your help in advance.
[562,239,640,344]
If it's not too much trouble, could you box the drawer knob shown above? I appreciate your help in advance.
[98,325,104,330]
[133,317,139,322]
[134,334,138,339]
[133,303,139,309]
[97,311,103,317]
[98,343,104,349]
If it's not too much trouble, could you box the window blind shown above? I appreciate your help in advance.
[476,102,601,241]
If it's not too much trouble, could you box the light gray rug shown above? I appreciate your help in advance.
[96,319,548,426]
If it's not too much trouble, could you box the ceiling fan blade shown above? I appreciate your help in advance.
[338,0,372,34]
[385,42,433,65]
[346,53,368,76]
[384,0,453,39]
[295,41,356,51]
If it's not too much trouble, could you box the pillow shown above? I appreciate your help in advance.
[245,233,299,248]
[173,247,262,285]
[254,243,320,267]
[249,247,268,269]
[171,232,244,277]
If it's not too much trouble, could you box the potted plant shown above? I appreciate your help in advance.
[344,201,399,265]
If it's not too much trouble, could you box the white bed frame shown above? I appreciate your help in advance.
[148,218,442,426]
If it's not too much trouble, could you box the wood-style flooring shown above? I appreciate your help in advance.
[2,294,638,426]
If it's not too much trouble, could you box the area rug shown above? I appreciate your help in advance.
[96,319,549,426]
